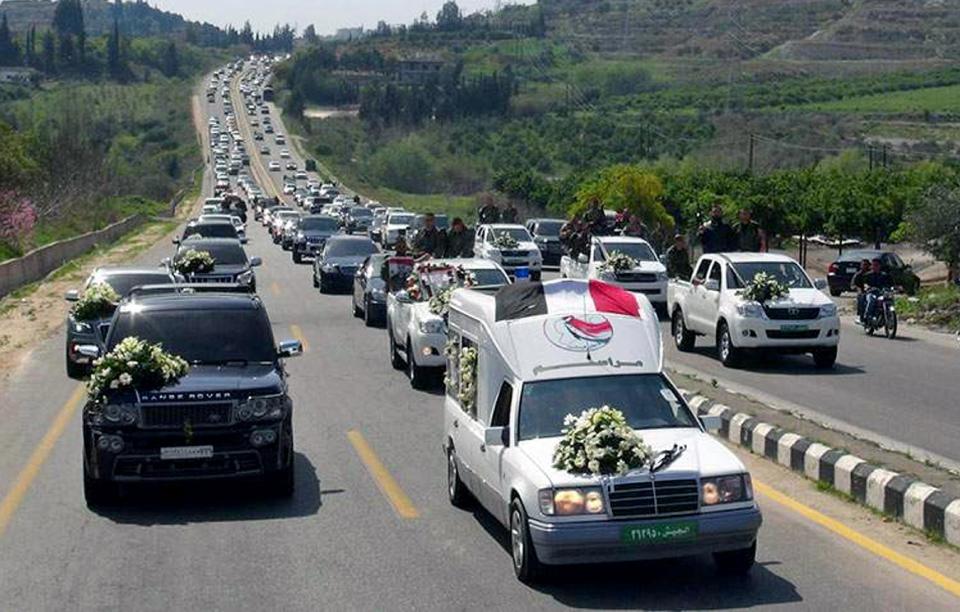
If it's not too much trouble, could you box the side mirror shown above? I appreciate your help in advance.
[160,257,172,268]
[249,256,262,267]
[814,278,828,291]
[277,339,302,358]
[484,426,509,447]
[700,414,721,432]
[76,344,101,360]
[577,253,589,264]
[172,238,181,245]
[240,237,249,245]
[395,290,413,304]
[704,279,720,292]
[64,289,80,302]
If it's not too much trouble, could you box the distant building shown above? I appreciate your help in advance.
[0,67,38,85]
[395,57,446,85]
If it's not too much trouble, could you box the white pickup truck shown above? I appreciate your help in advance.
[667,253,840,368]
[559,236,668,310]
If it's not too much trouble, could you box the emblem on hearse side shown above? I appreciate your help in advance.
[544,315,614,352]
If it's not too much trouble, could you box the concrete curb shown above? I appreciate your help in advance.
[678,388,960,547]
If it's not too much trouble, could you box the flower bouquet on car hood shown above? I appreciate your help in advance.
[174,249,215,276]
[87,337,189,402]
[740,272,789,304]
[553,406,652,477]
[72,282,121,321]
[493,232,519,250]
[597,251,639,279]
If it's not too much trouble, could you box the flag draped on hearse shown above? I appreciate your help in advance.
[494,279,641,321]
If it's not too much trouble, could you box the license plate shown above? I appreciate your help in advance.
[621,521,698,545]
[161,446,214,460]
[780,324,808,332]
[846,267,858,273]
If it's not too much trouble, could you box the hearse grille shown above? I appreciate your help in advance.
[140,402,234,429]
[607,479,700,518]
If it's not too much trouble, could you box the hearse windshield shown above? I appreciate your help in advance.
[518,374,698,441]
[109,309,276,364]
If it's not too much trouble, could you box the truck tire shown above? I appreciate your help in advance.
[713,541,756,575]
[717,321,743,368]
[813,346,838,368]
[673,310,695,352]
[66,358,87,380]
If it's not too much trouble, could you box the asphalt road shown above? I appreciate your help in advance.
[0,66,958,611]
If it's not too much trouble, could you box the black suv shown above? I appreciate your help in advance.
[81,291,302,506]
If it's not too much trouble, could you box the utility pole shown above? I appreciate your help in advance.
[868,146,874,171]
[748,134,755,173]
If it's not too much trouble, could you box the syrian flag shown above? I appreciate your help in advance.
[495,279,641,321]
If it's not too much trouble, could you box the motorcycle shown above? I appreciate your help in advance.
[863,289,898,339]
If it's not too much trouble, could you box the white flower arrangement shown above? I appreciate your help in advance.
[596,251,639,276]
[457,346,478,412]
[740,272,789,304]
[87,336,189,401]
[552,406,652,477]
[427,266,477,317]
[174,249,216,275]
[72,282,121,321]
[493,232,520,249]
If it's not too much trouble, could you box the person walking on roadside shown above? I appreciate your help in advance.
[412,212,446,257]
[444,218,474,258]
[734,208,766,252]
[501,202,519,224]
[699,204,736,254]
[665,234,694,280]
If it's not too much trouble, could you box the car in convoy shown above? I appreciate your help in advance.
[826,249,920,296]
[382,211,416,248]
[168,238,262,292]
[525,218,566,265]
[668,253,840,368]
[474,224,543,281]
[270,210,301,244]
[64,267,179,379]
[344,206,374,234]
[352,253,390,327]
[79,290,302,506]
[313,235,379,294]
[197,214,247,242]
[443,279,761,581]
[178,220,245,244]
[560,236,668,312]
[387,259,510,388]
[268,160,281,172]
[292,215,340,263]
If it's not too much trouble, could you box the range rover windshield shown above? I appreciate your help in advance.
[517,374,698,441]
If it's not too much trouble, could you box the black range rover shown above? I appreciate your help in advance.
[81,292,302,506]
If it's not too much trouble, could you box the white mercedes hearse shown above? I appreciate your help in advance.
[443,279,762,582]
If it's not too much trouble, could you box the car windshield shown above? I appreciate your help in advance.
[184,224,237,239]
[351,208,373,217]
[301,217,338,231]
[109,309,276,364]
[535,221,563,236]
[730,262,811,289]
[181,243,248,266]
[603,242,658,262]
[97,273,173,296]
[469,268,510,287]
[326,239,378,257]
[493,228,532,242]
[518,375,698,441]
[389,214,415,225]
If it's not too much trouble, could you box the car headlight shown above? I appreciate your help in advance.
[736,302,764,318]
[538,487,605,516]
[819,303,838,318]
[322,263,339,272]
[238,270,255,284]
[72,320,94,333]
[419,318,445,334]
[296,233,305,242]
[656,271,669,282]
[701,474,753,506]
[370,287,386,300]
[237,394,287,421]
[90,403,138,426]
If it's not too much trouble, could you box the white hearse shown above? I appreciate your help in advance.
[387,258,510,388]
[560,236,668,310]
[474,224,543,281]
[443,279,761,581]
[667,253,840,368]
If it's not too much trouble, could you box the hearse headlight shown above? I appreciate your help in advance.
[237,395,286,421]
[538,487,605,516]
[701,474,753,505]
[736,302,764,318]
[419,318,444,334]
[819,303,838,318]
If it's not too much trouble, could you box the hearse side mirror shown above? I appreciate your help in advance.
[64,289,80,302]
[577,253,589,264]
[249,256,263,267]
[484,426,509,448]
[704,279,720,292]
[700,414,722,432]
[277,339,302,358]
[814,278,828,291]
[76,345,101,360]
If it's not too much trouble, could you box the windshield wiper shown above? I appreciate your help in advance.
[649,444,686,474]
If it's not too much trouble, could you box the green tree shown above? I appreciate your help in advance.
[909,183,960,283]
[0,14,20,66]
[436,1,463,31]
[41,30,56,73]
[570,164,674,232]
[161,41,179,77]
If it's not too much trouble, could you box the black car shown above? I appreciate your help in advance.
[313,235,379,294]
[64,267,179,379]
[169,238,262,292]
[827,249,920,296]
[178,220,244,244]
[292,215,339,264]
[345,207,374,234]
[352,253,389,327]
[80,291,302,506]
[526,218,566,265]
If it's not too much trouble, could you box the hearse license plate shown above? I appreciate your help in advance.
[780,324,808,332]
[160,446,214,460]
[621,521,698,545]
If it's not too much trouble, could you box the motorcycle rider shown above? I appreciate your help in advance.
[856,258,894,325]
[851,259,871,322]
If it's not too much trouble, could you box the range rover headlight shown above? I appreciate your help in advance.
[238,270,255,285]
[538,487,605,516]
[701,474,753,505]
[237,395,286,421]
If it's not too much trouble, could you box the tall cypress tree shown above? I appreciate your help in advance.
[107,18,121,78]
[0,14,20,66]
[41,30,56,74]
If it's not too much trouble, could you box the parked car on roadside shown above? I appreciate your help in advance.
[826,249,920,296]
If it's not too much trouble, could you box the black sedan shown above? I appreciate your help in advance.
[526,218,566,265]
[352,253,389,327]
[345,207,374,234]
[292,215,340,264]
[313,236,379,294]
[827,249,920,296]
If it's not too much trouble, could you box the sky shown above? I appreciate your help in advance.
[149,1,533,35]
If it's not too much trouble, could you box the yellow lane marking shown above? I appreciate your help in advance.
[0,385,86,539]
[289,325,309,353]
[755,480,960,599]
[270,282,281,297]
[346,430,419,519]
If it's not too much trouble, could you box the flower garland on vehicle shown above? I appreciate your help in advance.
[553,406,652,477]
[493,232,519,250]
[174,249,215,275]
[596,251,639,276]
[72,282,121,321]
[86,337,189,403]
[740,272,789,304]
[427,267,478,316]
[456,345,478,412]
